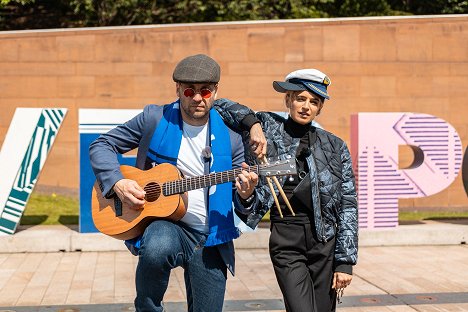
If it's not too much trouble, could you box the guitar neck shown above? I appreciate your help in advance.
[163,165,260,196]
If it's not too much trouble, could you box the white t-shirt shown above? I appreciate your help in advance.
[177,121,210,233]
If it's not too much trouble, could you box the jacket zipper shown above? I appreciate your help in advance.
[310,153,327,243]
[315,176,326,242]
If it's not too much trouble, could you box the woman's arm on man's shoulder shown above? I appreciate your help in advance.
[214,98,266,159]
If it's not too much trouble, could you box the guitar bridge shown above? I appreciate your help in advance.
[114,196,123,217]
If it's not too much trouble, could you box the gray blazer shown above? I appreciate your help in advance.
[89,102,257,276]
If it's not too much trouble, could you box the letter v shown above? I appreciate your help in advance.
[0,108,67,235]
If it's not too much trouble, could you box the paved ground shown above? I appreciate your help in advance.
[1,220,468,311]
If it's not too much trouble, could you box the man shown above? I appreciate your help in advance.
[89,54,265,312]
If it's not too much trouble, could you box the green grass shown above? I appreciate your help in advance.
[19,192,468,226]
[399,210,468,221]
[21,193,79,225]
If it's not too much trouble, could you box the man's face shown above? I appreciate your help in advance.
[176,82,218,126]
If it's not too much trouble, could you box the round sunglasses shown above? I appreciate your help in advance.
[183,87,214,99]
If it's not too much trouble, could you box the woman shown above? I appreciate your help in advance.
[218,68,358,312]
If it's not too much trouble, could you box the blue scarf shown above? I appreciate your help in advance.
[126,100,239,251]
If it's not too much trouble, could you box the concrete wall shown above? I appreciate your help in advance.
[1,15,467,210]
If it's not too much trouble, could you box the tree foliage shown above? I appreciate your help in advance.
[1,0,467,30]
[389,0,468,14]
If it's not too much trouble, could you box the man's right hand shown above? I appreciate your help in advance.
[113,179,146,210]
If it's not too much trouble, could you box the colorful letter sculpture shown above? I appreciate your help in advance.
[0,108,67,235]
[351,113,463,229]
[79,109,140,233]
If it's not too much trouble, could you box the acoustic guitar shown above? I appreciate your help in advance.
[92,159,296,240]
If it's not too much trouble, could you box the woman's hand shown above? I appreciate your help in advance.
[332,272,353,289]
[249,123,267,159]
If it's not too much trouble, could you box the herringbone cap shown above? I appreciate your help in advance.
[172,54,220,83]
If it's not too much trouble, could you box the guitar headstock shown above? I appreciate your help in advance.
[258,157,297,177]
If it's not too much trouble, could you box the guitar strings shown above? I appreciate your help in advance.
[143,162,290,196]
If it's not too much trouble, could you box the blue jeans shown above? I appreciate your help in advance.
[134,220,227,312]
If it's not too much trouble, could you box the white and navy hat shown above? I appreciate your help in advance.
[273,69,331,100]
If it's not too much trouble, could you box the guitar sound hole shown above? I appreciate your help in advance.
[144,182,161,202]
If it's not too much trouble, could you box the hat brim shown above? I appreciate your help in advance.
[273,80,330,100]
[273,81,306,93]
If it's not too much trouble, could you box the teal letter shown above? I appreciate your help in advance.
[0,108,67,235]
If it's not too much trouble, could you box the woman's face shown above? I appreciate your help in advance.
[286,90,324,125]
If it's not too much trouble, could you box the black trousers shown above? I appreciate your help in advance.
[269,222,337,312]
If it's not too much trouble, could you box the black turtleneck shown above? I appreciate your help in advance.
[285,117,311,138]
[270,118,314,223]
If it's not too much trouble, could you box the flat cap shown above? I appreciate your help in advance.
[172,54,220,83]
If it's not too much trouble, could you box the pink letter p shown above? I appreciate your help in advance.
[351,113,463,229]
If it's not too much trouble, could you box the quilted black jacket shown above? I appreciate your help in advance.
[214,99,358,268]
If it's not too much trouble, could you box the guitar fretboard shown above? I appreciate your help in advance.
[163,165,260,196]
